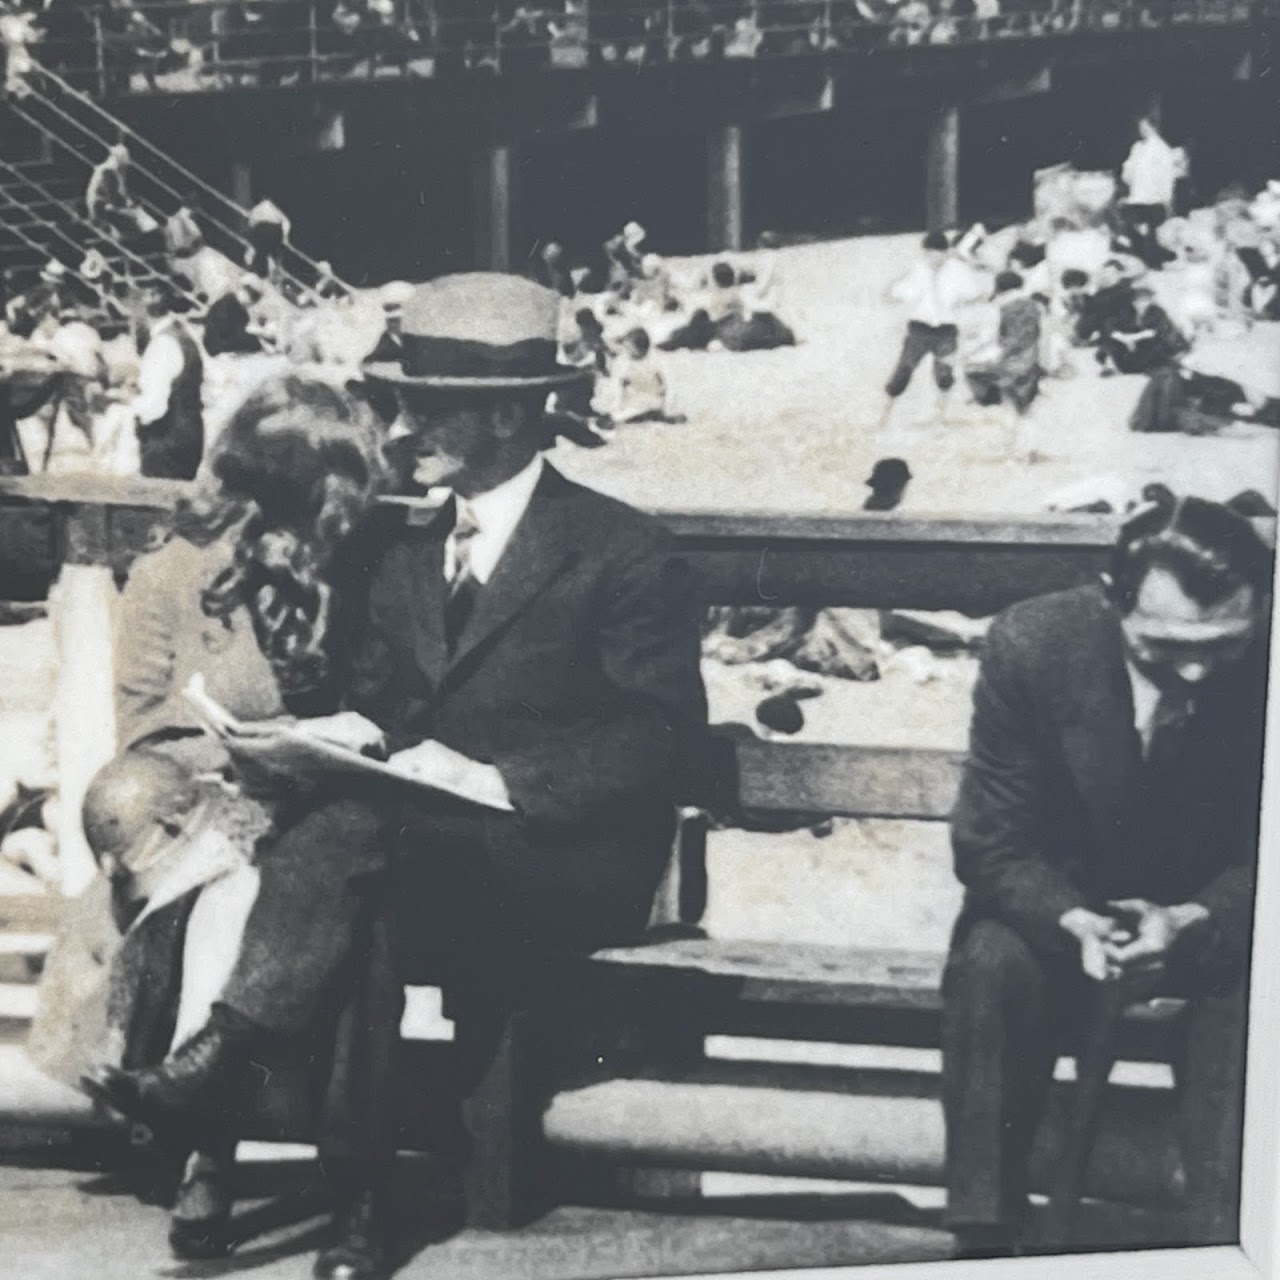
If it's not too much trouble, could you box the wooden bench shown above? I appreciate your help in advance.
[0,476,1271,1238]
[461,736,1190,1234]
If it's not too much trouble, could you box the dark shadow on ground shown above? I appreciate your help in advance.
[595,1189,942,1230]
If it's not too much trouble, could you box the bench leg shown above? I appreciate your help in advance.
[462,1008,547,1230]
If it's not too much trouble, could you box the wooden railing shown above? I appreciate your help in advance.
[21,0,1259,97]
[0,471,1235,612]
[0,470,1273,899]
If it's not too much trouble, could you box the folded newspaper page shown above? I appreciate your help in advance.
[182,675,514,812]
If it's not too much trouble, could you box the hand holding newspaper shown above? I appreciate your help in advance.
[182,675,514,811]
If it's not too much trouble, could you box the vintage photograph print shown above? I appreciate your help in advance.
[0,6,1278,1278]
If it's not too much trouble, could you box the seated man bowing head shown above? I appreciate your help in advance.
[94,273,708,1280]
[943,492,1272,1258]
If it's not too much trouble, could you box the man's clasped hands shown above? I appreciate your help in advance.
[1059,899,1211,982]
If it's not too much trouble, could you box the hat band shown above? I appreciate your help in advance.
[401,334,559,380]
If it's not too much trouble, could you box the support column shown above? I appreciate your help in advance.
[50,538,118,897]
[1139,85,1163,131]
[925,105,960,235]
[706,123,745,254]
[229,160,253,209]
[471,144,521,272]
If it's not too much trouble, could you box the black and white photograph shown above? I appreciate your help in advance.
[0,5,1279,1278]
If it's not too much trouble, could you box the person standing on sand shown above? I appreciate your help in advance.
[877,231,986,432]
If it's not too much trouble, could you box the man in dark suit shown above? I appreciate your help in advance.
[943,495,1272,1258]
[92,273,707,1280]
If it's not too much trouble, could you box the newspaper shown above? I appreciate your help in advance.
[181,675,514,812]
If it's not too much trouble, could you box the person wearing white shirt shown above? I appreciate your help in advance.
[131,302,205,478]
[1120,118,1185,266]
[443,449,545,591]
[878,230,985,430]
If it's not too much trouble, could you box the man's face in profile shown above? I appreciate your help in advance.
[390,391,504,493]
[1120,566,1261,694]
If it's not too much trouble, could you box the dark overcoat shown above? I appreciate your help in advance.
[950,584,1266,968]
[346,464,708,967]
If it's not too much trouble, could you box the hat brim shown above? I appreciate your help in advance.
[362,361,592,392]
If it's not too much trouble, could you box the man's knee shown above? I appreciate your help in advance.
[275,797,383,857]
[944,919,1045,1013]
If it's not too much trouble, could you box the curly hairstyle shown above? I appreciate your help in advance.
[173,374,387,697]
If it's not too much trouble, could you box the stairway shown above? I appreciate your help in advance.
[1,61,347,320]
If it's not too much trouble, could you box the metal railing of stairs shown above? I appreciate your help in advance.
[0,142,204,314]
[10,61,352,300]
[0,187,121,328]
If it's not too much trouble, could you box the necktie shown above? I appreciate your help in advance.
[1145,686,1193,771]
[443,504,480,654]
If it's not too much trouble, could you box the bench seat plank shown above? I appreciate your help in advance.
[589,939,945,1010]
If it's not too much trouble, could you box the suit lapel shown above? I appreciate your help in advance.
[447,466,579,673]
[407,499,452,689]
[1058,604,1141,853]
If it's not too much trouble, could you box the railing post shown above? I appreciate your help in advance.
[229,159,252,208]
[92,10,108,98]
[706,123,745,253]
[51,510,119,899]
[472,142,521,269]
[308,0,319,80]
[925,103,960,235]
[209,0,225,87]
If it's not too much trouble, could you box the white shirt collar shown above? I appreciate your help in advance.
[1124,657,1193,758]
[447,454,544,585]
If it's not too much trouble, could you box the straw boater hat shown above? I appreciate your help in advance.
[362,273,592,393]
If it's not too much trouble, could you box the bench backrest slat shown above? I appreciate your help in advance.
[0,480,1271,614]
[735,742,964,820]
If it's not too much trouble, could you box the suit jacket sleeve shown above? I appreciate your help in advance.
[344,542,407,738]
[951,614,1088,953]
[1188,651,1266,963]
[491,526,707,827]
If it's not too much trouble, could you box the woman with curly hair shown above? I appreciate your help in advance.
[30,372,391,1261]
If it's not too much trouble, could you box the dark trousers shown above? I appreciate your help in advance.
[941,917,1246,1243]
[886,321,958,397]
[137,410,204,480]
[217,795,558,1189]
[1098,335,1178,377]
[216,797,397,1179]
[1119,202,1171,268]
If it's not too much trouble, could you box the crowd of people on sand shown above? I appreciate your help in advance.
[537,220,796,429]
[0,0,1178,96]
[877,117,1280,455]
[0,140,799,476]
